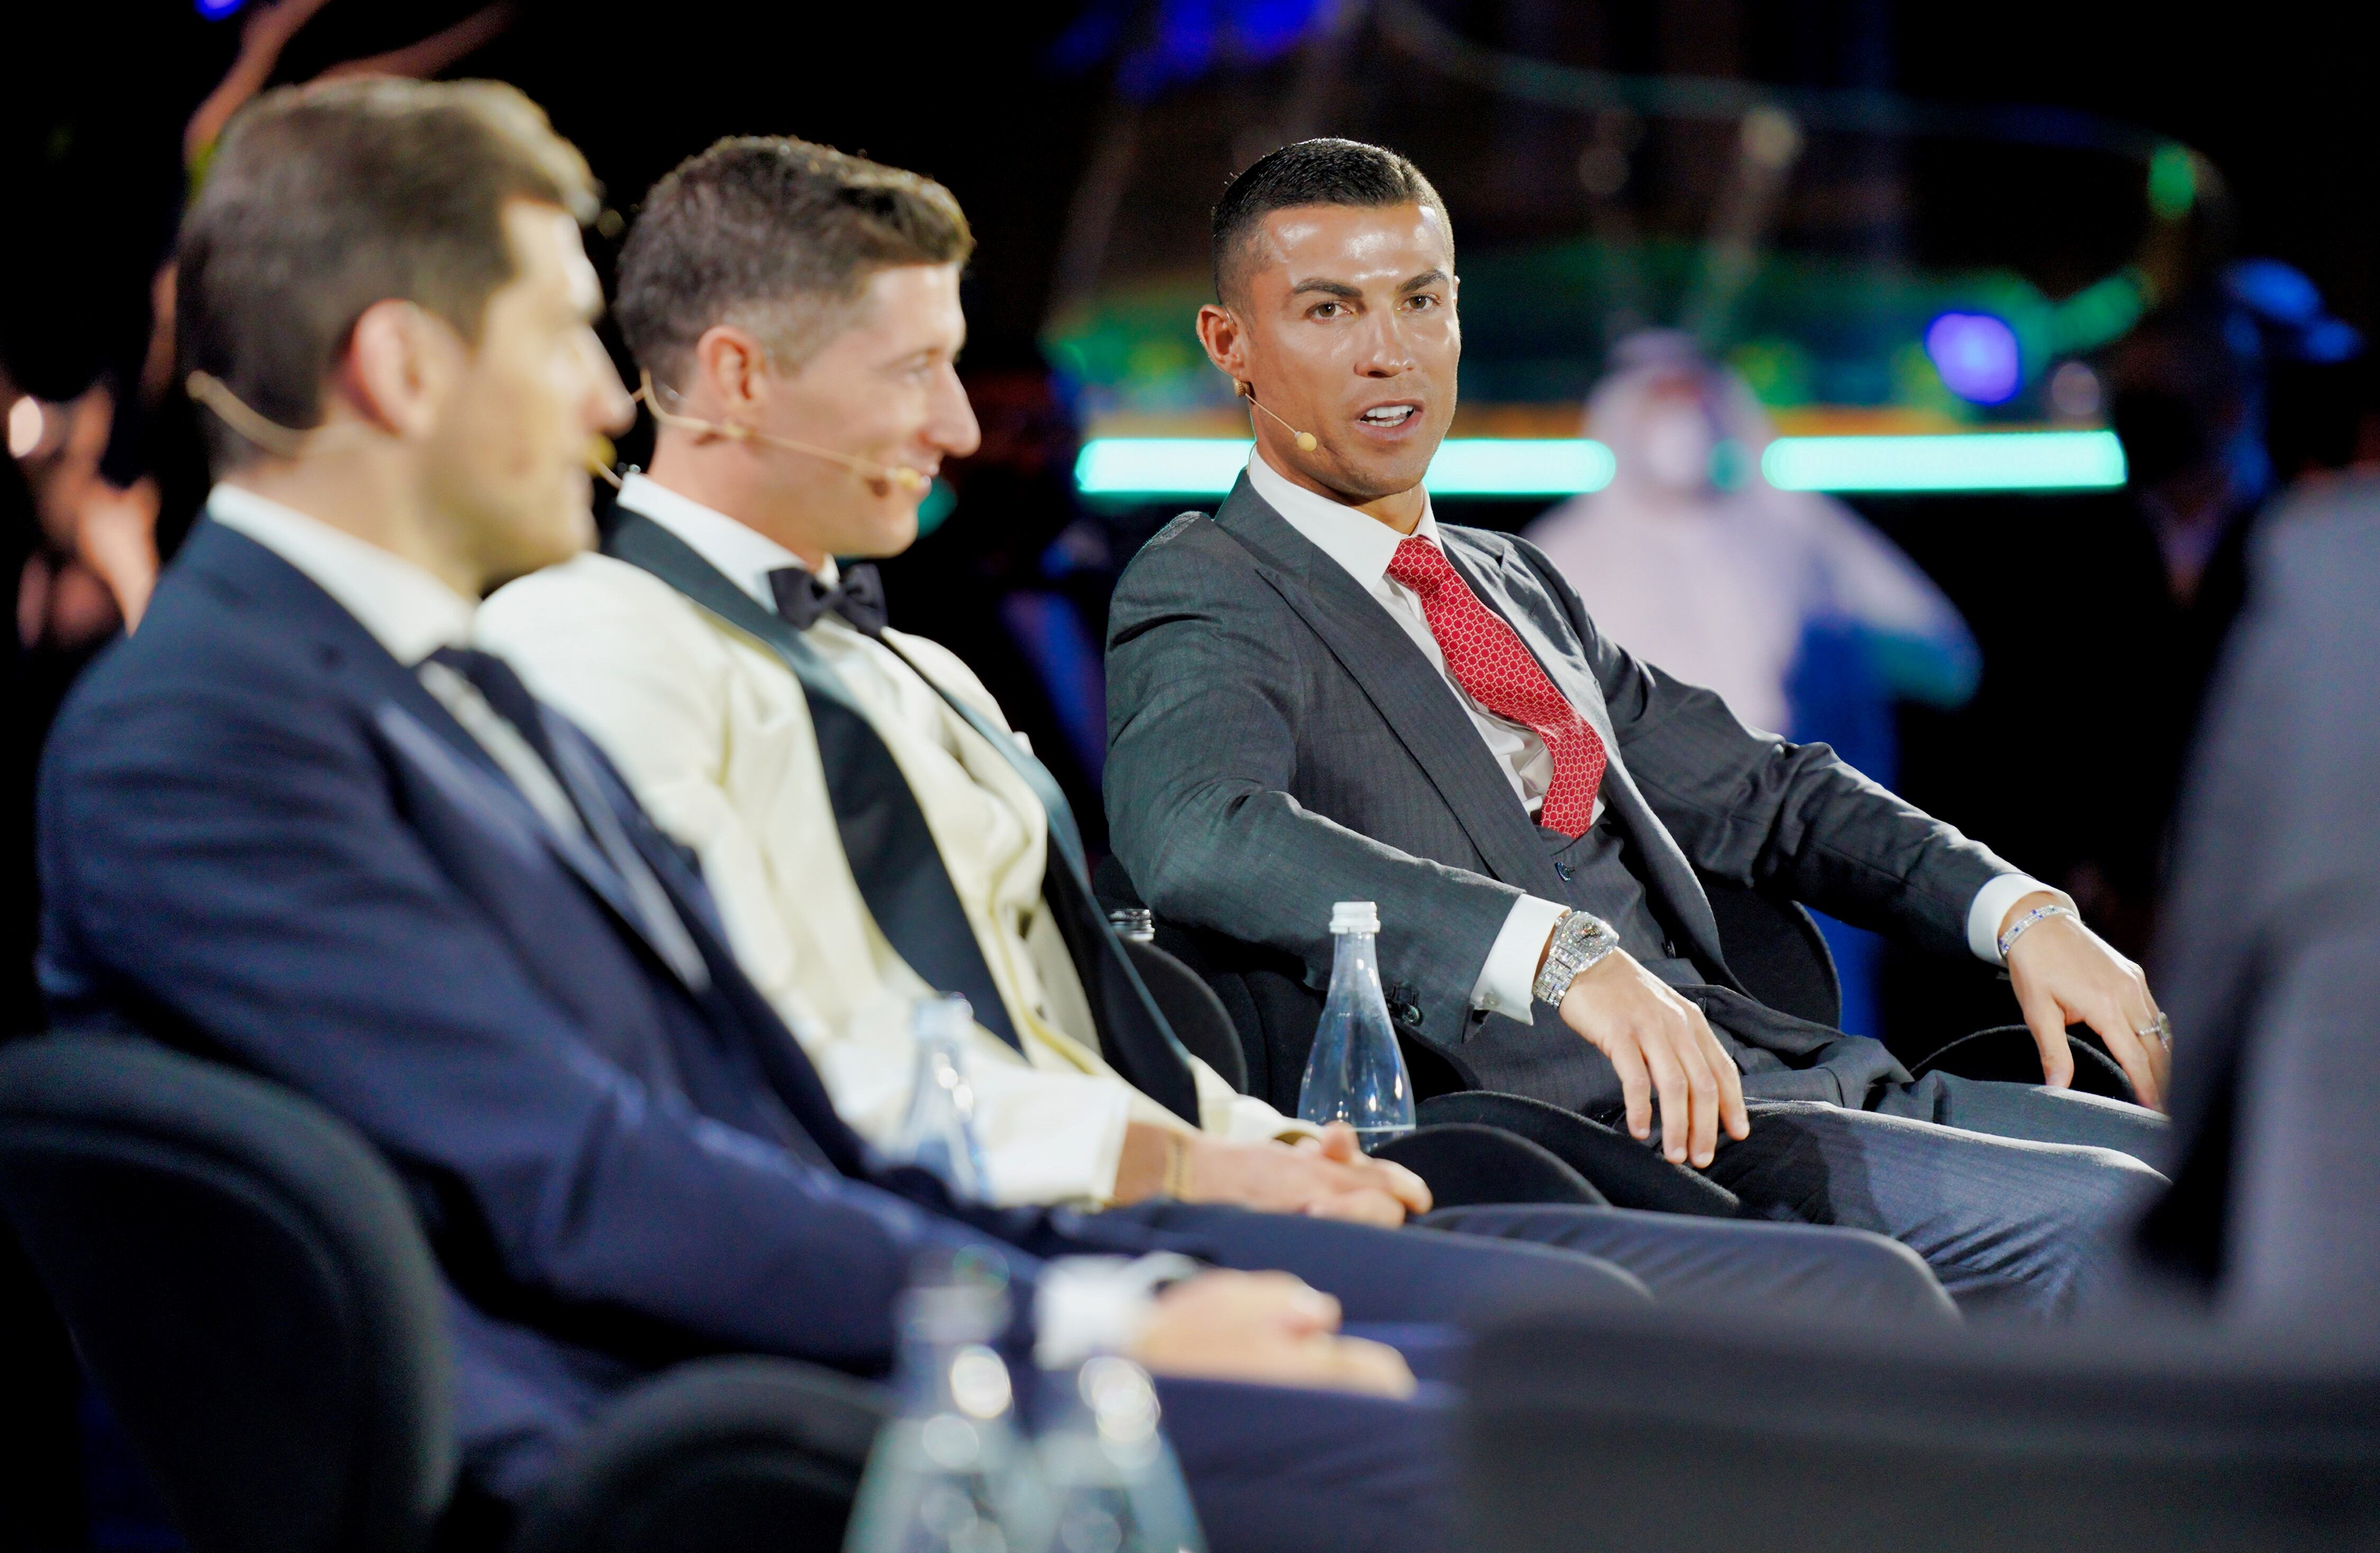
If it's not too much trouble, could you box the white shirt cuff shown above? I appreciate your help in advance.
[1966,872,2062,965]
[1472,895,1572,1022]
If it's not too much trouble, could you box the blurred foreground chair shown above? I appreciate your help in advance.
[0,1034,885,1553]
[1462,1304,2380,1552]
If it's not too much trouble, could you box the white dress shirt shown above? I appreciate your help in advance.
[477,474,1306,1208]
[1244,453,2052,1017]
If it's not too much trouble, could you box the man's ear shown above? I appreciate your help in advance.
[341,300,456,440]
[690,325,771,416]
[1196,304,1248,382]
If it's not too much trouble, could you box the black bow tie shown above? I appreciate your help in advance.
[767,563,887,637]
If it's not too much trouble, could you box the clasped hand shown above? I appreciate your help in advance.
[1132,1269,1415,1398]
[1187,1123,1433,1227]
[1115,1120,1432,1226]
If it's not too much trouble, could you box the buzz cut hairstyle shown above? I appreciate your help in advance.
[1210,138,1451,308]
[176,77,598,471]
[614,136,974,393]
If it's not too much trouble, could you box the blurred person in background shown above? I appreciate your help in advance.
[2095,261,2363,944]
[1527,332,1979,1037]
[2130,468,2380,1332]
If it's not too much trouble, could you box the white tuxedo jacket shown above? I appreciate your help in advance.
[477,482,1303,1206]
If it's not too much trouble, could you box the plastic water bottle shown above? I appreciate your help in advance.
[892,995,993,1202]
[845,1250,1048,1553]
[1296,900,1416,1150]
[1029,1260,1207,1553]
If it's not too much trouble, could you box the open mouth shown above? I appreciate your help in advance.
[1358,403,1421,428]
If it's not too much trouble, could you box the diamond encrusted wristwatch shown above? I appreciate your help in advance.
[1533,909,1622,1006]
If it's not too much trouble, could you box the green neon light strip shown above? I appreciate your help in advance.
[1762,431,2127,492]
[1074,431,2126,497]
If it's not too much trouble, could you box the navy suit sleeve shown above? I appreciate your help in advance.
[36,673,1030,1370]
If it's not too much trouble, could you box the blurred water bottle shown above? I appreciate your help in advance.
[1030,1260,1207,1553]
[1296,900,1415,1150]
[846,1250,1047,1553]
[892,995,993,1202]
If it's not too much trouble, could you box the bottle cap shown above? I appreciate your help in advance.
[1329,900,1380,935]
[913,994,974,1045]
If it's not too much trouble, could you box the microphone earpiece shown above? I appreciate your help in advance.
[1238,381,1319,452]
[586,435,623,489]
[635,372,932,497]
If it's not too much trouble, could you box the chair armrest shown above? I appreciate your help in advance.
[1371,1123,1607,1209]
[1419,1091,1741,1218]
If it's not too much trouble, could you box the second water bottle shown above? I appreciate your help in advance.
[1295,900,1415,1150]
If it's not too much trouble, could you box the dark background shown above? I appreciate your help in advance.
[2,7,2373,1541]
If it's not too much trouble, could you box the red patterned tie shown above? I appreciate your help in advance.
[1385,535,1607,837]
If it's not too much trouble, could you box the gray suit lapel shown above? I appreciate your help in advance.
[1212,479,1566,896]
[1470,532,1738,980]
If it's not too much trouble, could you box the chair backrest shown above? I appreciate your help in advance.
[1700,881,1841,1030]
[0,1035,455,1553]
[1463,1306,2380,1553]
[1115,940,1249,1096]
[511,1356,890,1553]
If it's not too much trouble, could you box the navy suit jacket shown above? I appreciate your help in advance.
[34,521,1191,1496]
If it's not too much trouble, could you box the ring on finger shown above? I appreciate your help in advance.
[2133,1012,2173,1050]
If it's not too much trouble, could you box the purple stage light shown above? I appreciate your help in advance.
[1924,312,2022,406]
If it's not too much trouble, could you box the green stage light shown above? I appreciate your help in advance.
[1075,431,2126,498]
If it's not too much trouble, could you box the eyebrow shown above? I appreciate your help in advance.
[1288,278,1363,299]
[1398,269,1450,294]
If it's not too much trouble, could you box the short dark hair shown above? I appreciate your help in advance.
[177,77,598,471]
[615,137,974,391]
[1211,138,1451,306]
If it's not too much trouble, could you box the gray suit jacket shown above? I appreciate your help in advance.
[2136,484,2380,1327]
[1104,475,2014,1109]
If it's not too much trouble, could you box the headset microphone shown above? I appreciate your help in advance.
[634,372,931,496]
[1238,380,1318,452]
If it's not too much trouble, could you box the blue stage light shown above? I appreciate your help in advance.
[195,0,250,16]
[1924,313,2022,405]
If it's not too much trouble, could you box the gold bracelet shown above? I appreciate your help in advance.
[1162,1132,1195,1200]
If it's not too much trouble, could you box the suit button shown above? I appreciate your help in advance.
[1556,863,1575,882]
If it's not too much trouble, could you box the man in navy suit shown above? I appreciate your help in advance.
[29,78,1694,1551]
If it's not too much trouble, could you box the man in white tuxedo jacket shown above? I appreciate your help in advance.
[477,140,1378,1220]
[475,135,1956,1316]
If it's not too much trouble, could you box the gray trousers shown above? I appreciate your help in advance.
[1686,1073,2168,1318]
[1421,1202,1957,1325]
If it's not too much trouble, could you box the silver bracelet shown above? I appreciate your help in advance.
[1996,903,2079,962]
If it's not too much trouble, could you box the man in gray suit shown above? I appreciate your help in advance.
[2134,481,2380,1326]
[1105,139,2172,1312]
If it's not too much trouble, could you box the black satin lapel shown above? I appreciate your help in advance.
[867,638,1202,1125]
[603,510,1024,1052]
[1213,488,1566,896]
